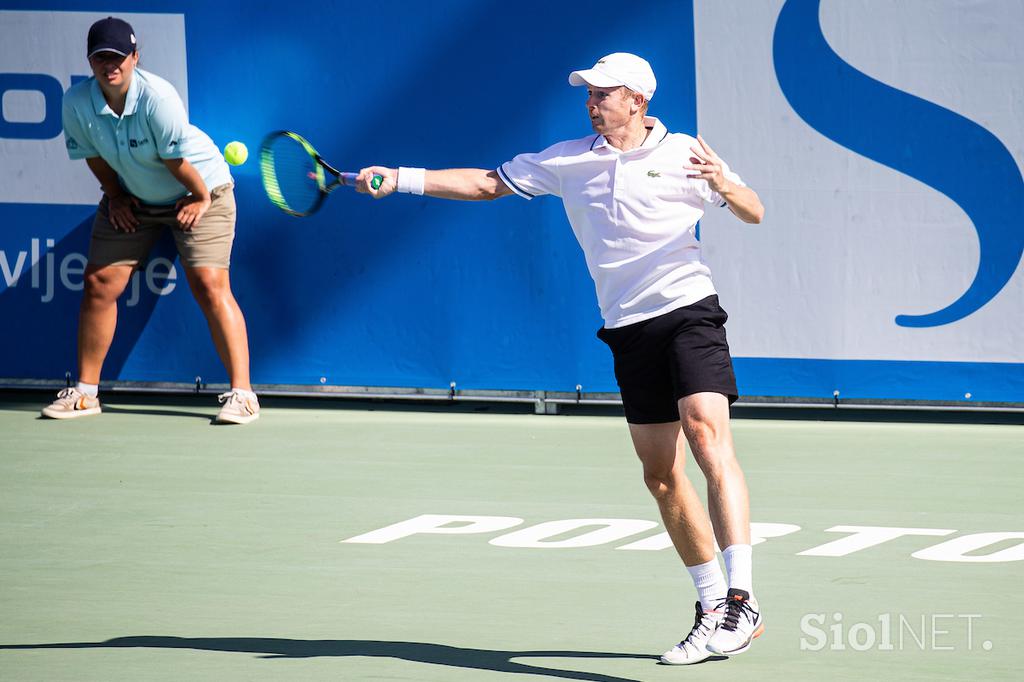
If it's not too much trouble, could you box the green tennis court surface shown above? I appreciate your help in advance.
[1,393,1021,681]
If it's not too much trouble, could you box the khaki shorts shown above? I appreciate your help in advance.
[89,183,236,269]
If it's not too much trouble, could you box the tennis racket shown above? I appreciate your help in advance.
[259,130,383,217]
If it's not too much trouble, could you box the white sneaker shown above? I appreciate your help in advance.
[215,390,260,424]
[706,589,764,655]
[660,601,724,665]
[41,388,101,419]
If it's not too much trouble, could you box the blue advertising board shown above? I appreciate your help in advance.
[1,1,1021,402]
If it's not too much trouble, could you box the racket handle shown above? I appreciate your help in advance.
[340,172,383,190]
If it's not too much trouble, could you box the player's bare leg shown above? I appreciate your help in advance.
[630,422,727,664]
[630,422,717,565]
[678,392,749,548]
[679,391,763,655]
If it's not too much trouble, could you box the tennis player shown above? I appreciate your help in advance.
[43,17,259,424]
[355,53,764,663]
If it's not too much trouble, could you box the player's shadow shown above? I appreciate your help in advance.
[0,637,669,681]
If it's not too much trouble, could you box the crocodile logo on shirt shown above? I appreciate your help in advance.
[647,170,661,178]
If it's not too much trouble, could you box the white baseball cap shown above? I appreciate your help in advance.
[568,52,657,101]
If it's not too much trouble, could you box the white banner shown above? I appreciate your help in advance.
[694,0,1023,363]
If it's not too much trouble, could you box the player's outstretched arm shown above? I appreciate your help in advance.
[356,167,513,201]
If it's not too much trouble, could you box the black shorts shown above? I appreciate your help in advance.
[597,295,738,424]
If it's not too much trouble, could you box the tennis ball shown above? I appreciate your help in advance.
[224,141,248,166]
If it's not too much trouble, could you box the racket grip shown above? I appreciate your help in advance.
[340,172,384,190]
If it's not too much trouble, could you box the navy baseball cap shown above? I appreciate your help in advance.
[87,17,137,58]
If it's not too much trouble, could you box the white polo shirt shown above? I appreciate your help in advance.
[498,117,744,329]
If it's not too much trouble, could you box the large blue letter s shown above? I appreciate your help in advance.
[773,0,1023,328]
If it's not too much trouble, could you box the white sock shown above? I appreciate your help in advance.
[76,382,98,397]
[722,544,753,594]
[686,558,728,611]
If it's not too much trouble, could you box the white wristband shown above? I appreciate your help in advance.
[396,167,426,195]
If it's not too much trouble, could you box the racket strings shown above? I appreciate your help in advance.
[262,136,322,216]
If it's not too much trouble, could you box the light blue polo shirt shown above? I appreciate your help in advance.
[62,68,232,205]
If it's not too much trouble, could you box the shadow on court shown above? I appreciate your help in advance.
[98,405,216,421]
[27,403,215,421]
[0,637,669,681]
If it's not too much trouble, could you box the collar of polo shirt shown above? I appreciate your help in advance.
[91,69,143,117]
[591,116,667,152]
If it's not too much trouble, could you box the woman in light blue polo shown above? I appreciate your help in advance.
[45,16,259,424]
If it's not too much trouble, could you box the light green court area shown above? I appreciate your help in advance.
[1,393,1021,681]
